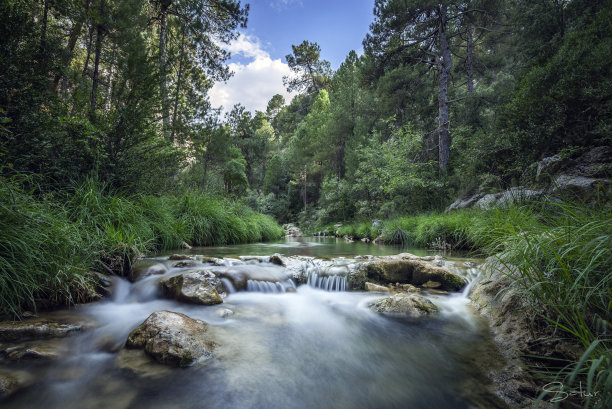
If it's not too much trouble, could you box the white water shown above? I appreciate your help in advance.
[2,242,509,409]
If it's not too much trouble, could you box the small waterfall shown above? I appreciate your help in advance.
[221,278,237,294]
[307,272,348,291]
[246,279,296,293]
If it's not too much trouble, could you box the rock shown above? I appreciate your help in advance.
[0,318,85,342]
[131,262,167,280]
[125,311,215,367]
[552,174,611,199]
[343,235,354,242]
[360,237,370,243]
[172,260,199,268]
[283,223,302,237]
[216,308,234,318]
[116,349,174,378]
[0,369,34,398]
[181,241,192,250]
[371,219,382,228]
[168,254,192,261]
[422,280,441,288]
[475,187,544,210]
[160,272,223,305]
[373,235,385,244]
[446,193,485,211]
[0,371,19,398]
[369,294,438,317]
[6,345,61,361]
[365,259,465,291]
[400,284,420,292]
[364,282,390,292]
[239,256,269,263]
[269,253,286,266]
[536,154,566,181]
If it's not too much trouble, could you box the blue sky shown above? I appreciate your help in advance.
[209,0,375,114]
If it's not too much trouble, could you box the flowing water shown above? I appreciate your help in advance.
[2,238,509,409]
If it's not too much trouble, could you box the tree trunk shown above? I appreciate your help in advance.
[170,27,186,142]
[466,22,474,94]
[82,22,95,77]
[40,0,49,55]
[302,167,307,210]
[159,0,172,139]
[201,157,208,190]
[104,43,118,111]
[54,0,91,92]
[437,4,452,170]
[90,0,105,119]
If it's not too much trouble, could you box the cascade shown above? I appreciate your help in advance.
[245,279,296,293]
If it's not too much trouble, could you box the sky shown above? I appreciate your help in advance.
[208,0,375,115]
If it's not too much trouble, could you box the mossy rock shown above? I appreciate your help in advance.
[365,259,465,291]
[160,272,223,305]
[126,311,215,367]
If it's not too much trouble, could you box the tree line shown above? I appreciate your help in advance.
[1,0,610,226]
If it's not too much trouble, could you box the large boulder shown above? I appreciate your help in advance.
[160,271,223,305]
[369,293,438,317]
[364,259,465,291]
[125,311,215,367]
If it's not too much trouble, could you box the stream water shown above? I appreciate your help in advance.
[2,238,509,409]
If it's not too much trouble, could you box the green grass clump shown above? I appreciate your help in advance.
[491,203,612,408]
[0,177,96,317]
[0,177,284,317]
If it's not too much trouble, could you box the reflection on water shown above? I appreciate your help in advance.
[164,236,432,259]
[2,239,508,409]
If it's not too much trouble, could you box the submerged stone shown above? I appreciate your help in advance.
[369,294,439,317]
[160,271,223,305]
[168,254,192,261]
[126,311,215,367]
[0,319,86,342]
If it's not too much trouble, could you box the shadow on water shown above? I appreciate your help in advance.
[2,238,509,409]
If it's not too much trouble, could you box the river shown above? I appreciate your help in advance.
[2,237,509,409]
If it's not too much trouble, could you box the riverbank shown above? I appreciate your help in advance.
[312,203,612,408]
[0,178,284,318]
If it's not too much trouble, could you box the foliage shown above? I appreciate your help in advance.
[0,175,283,317]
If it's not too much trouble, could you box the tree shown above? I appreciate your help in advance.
[283,40,332,94]
[266,94,285,154]
[366,0,455,169]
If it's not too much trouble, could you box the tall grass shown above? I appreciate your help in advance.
[0,177,96,317]
[0,177,284,317]
[490,203,611,409]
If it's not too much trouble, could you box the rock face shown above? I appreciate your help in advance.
[126,311,215,367]
[160,272,223,305]
[447,146,611,212]
[0,319,85,342]
[369,294,438,317]
[364,259,465,291]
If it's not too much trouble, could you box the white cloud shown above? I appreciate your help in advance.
[269,0,302,11]
[209,34,297,115]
